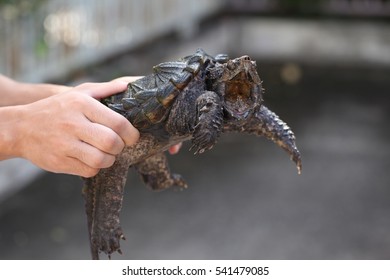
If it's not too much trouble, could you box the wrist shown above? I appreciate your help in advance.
[0,75,71,106]
[0,106,25,160]
[16,82,71,104]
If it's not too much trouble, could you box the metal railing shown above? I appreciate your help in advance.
[0,0,223,82]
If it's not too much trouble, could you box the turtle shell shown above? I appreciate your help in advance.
[103,49,212,131]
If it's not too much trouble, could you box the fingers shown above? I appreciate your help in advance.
[70,141,116,169]
[64,81,141,176]
[45,141,117,178]
[168,143,182,155]
[78,80,128,100]
[111,76,143,84]
[72,81,140,147]
[57,157,101,178]
[58,140,117,178]
[77,121,126,155]
[82,97,140,147]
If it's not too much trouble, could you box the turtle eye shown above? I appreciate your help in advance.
[215,53,229,63]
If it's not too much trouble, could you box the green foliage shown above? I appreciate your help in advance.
[0,0,47,18]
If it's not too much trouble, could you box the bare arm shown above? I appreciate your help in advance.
[0,79,140,177]
[0,74,70,106]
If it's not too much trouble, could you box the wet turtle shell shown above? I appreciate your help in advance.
[103,49,213,133]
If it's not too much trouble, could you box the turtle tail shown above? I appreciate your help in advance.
[244,105,302,174]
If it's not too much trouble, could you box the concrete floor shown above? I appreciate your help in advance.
[0,61,389,259]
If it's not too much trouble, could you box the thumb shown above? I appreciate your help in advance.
[79,80,128,100]
[111,76,143,84]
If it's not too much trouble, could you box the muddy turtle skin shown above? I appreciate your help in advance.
[83,49,302,260]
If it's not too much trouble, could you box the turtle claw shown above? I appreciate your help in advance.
[191,123,218,155]
[190,142,211,155]
[171,173,188,190]
[292,149,302,175]
[91,226,125,260]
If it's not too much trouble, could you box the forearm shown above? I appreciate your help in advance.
[0,75,70,106]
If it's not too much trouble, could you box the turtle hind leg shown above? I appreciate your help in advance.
[82,155,130,260]
[134,152,188,191]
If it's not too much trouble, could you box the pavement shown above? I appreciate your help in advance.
[0,17,389,260]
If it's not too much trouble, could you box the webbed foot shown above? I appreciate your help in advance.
[91,226,126,260]
[83,155,130,260]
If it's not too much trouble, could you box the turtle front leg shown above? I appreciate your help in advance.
[134,152,188,191]
[191,90,223,154]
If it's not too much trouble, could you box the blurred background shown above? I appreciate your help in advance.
[0,0,389,259]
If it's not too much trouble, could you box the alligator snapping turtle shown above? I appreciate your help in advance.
[82,49,302,260]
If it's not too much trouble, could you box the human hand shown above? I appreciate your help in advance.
[111,76,143,83]
[11,80,139,177]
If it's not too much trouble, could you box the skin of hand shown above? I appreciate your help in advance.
[168,143,182,155]
[1,80,140,177]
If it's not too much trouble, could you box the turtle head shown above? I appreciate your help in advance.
[219,55,263,121]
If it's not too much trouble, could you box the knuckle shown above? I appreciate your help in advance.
[68,93,89,108]
[109,116,140,146]
[89,152,116,169]
[102,133,122,153]
[111,115,129,133]
[90,152,107,168]
[59,118,78,132]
